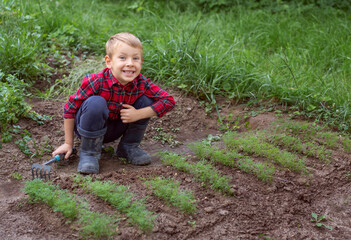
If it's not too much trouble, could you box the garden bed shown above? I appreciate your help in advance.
[1,90,351,239]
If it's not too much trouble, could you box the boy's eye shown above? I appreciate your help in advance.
[119,56,125,60]
[133,57,140,61]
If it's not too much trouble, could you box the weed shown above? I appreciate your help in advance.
[202,134,222,145]
[0,74,31,131]
[152,127,181,147]
[15,135,32,156]
[26,111,53,125]
[145,176,197,214]
[311,212,333,230]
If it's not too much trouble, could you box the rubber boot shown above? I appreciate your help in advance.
[116,123,151,165]
[77,126,107,174]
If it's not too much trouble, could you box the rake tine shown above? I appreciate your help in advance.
[43,166,51,180]
[32,163,43,179]
[31,148,76,180]
[31,164,51,180]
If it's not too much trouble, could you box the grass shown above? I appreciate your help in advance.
[2,1,351,132]
[73,175,156,232]
[159,151,233,195]
[144,176,197,214]
[23,179,118,239]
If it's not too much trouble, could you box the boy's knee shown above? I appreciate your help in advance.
[85,96,107,107]
[133,95,154,110]
[82,96,109,116]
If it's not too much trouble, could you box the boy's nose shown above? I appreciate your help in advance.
[126,58,133,65]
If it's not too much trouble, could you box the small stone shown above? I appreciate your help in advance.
[296,177,308,185]
[185,177,192,182]
[204,207,214,213]
[219,209,229,216]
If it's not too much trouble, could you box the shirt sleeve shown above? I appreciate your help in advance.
[143,78,175,117]
[63,74,99,118]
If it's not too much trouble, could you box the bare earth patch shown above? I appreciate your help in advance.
[1,90,351,240]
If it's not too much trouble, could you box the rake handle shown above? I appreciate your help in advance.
[43,153,65,165]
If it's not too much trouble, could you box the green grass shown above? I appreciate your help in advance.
[2,1,351,131]
[145,176,197,214]
[24,179,118,239]
[73,175,156,232]
[159,151,233,195]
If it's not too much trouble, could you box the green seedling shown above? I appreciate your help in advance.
[102,145,115,156]
[258,234,277,240]
[145,176,197,214]
[73,175,156,232]
[274,119,351,152]
[189,140,275,182]
[224,131,307,174]
[24,179,118,239]
[159,151,233,195]
[187,220,196,227]
[265,132,332,163]
[12,172,23,180]
[311,212,333,230]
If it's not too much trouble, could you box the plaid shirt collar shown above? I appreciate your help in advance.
[106,68,138,90]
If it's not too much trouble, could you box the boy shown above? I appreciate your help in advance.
[52,32,175,174]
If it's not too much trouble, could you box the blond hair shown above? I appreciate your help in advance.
[106,32,143,57]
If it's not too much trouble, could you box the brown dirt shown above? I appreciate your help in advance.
[1,90,351,240]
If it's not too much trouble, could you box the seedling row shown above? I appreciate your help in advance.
[23,120,350,238]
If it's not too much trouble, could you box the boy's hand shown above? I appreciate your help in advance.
[120,104,140,123]
[52,143,73,160]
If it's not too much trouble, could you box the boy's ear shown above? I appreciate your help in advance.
[105,55,111,68]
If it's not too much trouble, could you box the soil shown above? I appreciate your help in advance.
[1,89,351,240]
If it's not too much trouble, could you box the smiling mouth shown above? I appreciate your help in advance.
[122,70,135,74]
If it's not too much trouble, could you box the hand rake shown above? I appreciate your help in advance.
[32,154,64,180]
[32,148,76,180]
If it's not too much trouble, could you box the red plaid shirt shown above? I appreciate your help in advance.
[64,68,175,119]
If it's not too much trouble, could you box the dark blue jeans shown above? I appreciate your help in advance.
[75,95,154,143]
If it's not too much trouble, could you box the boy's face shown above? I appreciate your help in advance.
[105,42,142,86]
